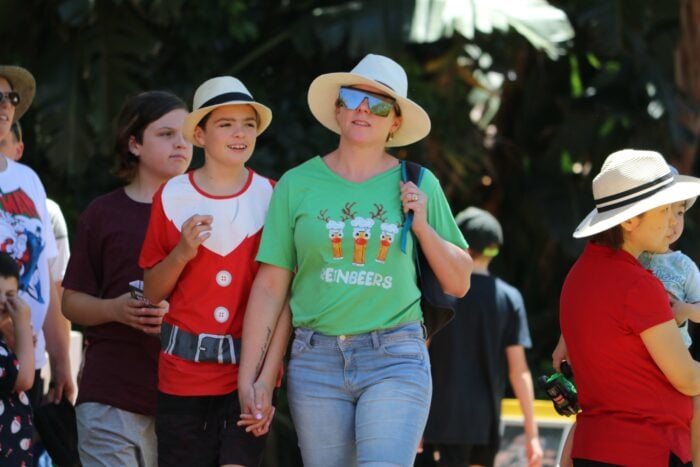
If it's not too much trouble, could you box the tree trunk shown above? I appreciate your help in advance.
[674,0,700,174]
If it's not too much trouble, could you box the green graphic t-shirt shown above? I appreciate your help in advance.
[257,156,468,335]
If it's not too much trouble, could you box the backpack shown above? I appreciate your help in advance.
[400,160,456,338]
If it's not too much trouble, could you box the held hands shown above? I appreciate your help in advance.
[400,181,428,231]
[114,293,169,335]
[175,214,213,262]
[238,380,275,437]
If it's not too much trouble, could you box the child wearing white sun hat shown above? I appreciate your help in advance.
[556,149,700,466]
[139,76,288,467]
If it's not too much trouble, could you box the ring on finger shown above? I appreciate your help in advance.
[411,193,418,202]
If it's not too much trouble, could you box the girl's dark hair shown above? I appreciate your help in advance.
[112,91,188,182]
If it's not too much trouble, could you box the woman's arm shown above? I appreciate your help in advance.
[641,319,700,395]
[414,225,472,297]
[239,303,293,436]
[238,264,293,420]
[43,279,74,403]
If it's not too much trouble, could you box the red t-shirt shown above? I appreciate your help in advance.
[561,242,692,465]
[62,189,161,416]
[139,170,273,396]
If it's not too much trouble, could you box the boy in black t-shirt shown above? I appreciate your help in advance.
[419,207,543,467]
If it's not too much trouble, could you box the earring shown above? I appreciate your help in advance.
[386,132,394,142]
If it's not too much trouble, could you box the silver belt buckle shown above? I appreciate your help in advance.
[195,333,235,363]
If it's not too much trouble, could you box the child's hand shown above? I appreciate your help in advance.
[5,295,31,325]
[0,316,14,349]
[175,214,213,262]
[527,435,544,466]
[0,296,31,351]
[114,293,169,335]
[669,296,695,325]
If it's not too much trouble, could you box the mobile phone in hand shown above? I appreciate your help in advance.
[129,281,157,308]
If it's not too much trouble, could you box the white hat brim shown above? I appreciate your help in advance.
[182,101,272,148]
[307,72,431,147]
[574,175,700,238]
[0,66,35,122]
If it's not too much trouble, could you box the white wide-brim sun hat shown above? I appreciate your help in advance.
[182,76,272,147]
[307,54,431,147]
[0,65,36,122]
[574,149,700,238]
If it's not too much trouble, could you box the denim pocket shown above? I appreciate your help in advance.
[381,339,424,360]
[291,338,308,357]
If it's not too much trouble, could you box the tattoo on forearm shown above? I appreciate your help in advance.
[254,326,273,376]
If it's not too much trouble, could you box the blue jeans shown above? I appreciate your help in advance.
[287,321,432,467]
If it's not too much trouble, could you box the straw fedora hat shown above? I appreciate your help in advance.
[0,65,36,122]
[573,149,700,238]
[307,54,431,147]
[182,76,272,147]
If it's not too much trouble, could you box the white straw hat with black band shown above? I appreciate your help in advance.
[573,149,700,238]
[182,76,272,147]
[307,53,431,147]
[0,65,36,122]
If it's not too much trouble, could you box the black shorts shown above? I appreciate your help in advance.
[156,391,268,467]
[431,442,498,467]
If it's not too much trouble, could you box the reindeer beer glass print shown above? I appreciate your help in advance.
[318,209,345,260]
[351,217,373,266]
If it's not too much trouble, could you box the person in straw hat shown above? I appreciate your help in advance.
[237,54,473,466]
[0,66,74,412]
[139,76,288,466]
[555,149,700,466]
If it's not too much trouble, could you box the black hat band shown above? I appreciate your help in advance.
[596,173,674,213]
[200,92,253,109]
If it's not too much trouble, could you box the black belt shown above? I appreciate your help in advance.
[160,322,241,364]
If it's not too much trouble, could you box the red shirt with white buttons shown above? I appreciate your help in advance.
[139,169,274,396]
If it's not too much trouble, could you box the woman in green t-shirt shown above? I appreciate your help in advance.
[237,54,473,466]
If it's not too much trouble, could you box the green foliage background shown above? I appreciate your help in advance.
[1,1,697,463]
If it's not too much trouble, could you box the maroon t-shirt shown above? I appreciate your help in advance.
[63,188,160,416]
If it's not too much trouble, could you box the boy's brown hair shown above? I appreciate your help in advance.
[112,91,187,182]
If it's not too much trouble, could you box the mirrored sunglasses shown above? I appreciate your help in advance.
[0,91,20,107]
[337,86,399,117]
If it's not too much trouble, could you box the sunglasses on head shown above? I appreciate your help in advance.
[0,91,20,107]
[336,86,400,117]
